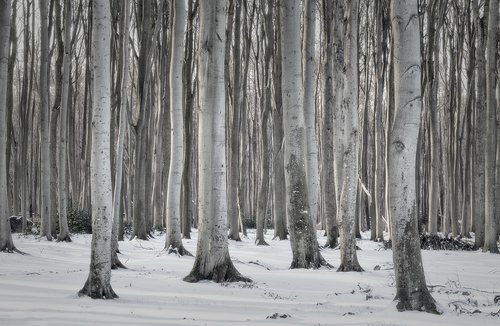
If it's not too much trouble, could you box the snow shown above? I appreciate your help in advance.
[1,230,499,325]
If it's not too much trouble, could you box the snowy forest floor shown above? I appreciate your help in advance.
[1,230,499,326]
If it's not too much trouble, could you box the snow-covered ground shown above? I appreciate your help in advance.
[0,230,499,325]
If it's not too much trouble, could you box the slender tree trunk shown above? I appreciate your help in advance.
[321,0,337,249]
[0,0,18,253]
[184,0,249,283]
[272,3,287,241]
[57,0,72,243]
[79,0,117,299]
[280,0,329,269]
[389,0,438,313]
[228,0,242,241]
[337,0,363,272]
[483,0,498,253]
[111,0,130,269]
[39,0,52,241]
[303,0,320,227]
[473,0,487,249]
[165,0,190,256]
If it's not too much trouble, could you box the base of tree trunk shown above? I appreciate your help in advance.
[111,250,127,269]
[255,238,269,246]
[228,234,242,242]
[272,234,288,241]
[337,262,364,272]
[78,277,118,299]
[394,292,441,314]
[166,245,193,257]
[183,259,251,283]
[322,239,338,249]
[56,233,72,242]
[290,255,332,269]
[0,244,24,254]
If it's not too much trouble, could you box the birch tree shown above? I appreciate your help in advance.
[0,0,18,253]
[79,0,117,299]
[184,0,250,283]
[166,0,191,256]
[389,0,438,313]
[280,0,329,269]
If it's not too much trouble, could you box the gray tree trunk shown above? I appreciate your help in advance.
[57,0,72,243]
[473,0,487,249]
[321,0,338,249]
[337,0,363,272]
[166,0,190,256]
[39,0,52,241]
[303,0,320,227]
[79,0,117,299]
[184,0,249,283]
[111,0,130,269]
[0,0,17,252]
[389,0,438,313]
[280,0,329,269]
[483,0,498,253]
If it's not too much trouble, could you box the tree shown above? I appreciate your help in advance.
[321,0,338,249]
[57,0,72,243]
[336,0,363,272]
[388,0,438,313]
[166,0,191,256]
[483,0,498,253]
[184,0,250,283]
[111,0,130,270]
[39,0,52,241]
[303,0,320,227]
[280,0,329,269]
[0,0,18,253]
[79,0,117,299]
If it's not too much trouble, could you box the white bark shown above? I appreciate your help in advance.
[184,0,249,283]
[389,0,438,312]
[280,0,328,269]
[337,0,363,272]
[303,0,320,226]
[0,0,16,252]
[483,0,498,253]
[79,0,117,299]
[39,0,52,241]
[111,0,130,269]
[166,0,190,255]
[57,0,72,242]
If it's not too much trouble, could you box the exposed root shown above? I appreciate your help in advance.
[56,234,72,243]
[337,263,364,272]
[184,260,251,283]
[78,278,118,299]
[167,245,193,257]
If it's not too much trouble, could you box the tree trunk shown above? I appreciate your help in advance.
[483,0,498,253]
[272,3,287,241]
[0,0,18,253]
[57,0,72,243]
[321,0,337,249]
[473,0,487,249]
[165,0,190,256]
[79,0,117,299]
[389,0,438,313]
[184,0,249,283]
[303,0,320,227]
[111,0,130,269]
[337,0,363,272]
[280,0,329,269]
[39,0,52,241]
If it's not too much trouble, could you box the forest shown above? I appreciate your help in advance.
[0,0,500,324]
